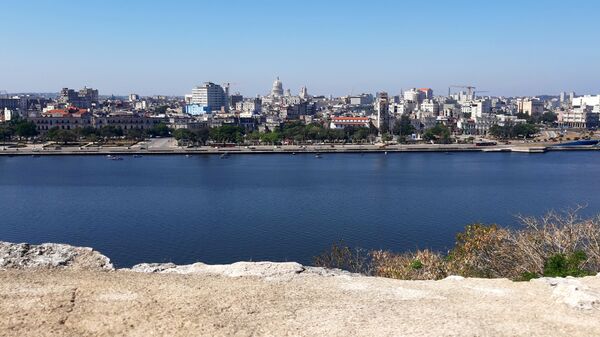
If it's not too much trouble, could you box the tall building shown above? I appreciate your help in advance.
[79,87,99,103]
[191,82,228,113]
[419,88,433,100]
[375,92,390,133]
[299,86,308,100]
[229,93,243,110]
[517,98,544,116]
[58,87,98,109]
[129,94,140,102]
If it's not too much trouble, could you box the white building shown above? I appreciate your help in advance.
[191,82,228,113]
[236,98,262,115]
[470,99,492,118]
[330,116,371,129]
[572,95,600,108]
[420,100,439,116]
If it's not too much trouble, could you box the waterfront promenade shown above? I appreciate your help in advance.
[0,138,597,156]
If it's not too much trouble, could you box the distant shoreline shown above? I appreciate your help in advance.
[0,143,598,156]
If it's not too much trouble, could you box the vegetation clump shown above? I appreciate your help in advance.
[314,208,600,281]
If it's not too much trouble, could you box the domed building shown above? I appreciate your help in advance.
[271,77,284,97]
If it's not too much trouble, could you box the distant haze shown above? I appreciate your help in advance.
[2,0,599,97]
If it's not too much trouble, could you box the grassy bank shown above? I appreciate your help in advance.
[314,208,600,281]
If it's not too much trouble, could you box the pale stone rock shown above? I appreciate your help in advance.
[442,275,465,281]
[0,241,113,270]
[535,277,600,310]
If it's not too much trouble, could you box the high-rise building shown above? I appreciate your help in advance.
[517,98,544,116]
[191,82,228,113]
[79,87,99,103]
[58,87,98,109]
[129,94,140,102]
[419,88,433,100]
[299,86,308,100]
[375,92,390,133]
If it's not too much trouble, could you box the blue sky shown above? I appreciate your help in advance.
[2,0,599,97]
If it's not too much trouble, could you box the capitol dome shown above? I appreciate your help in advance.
[271,77,284,97]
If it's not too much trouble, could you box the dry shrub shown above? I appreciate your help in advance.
[511,207,600,275]
[446,224,518,278]
[313,242,372,275]
[313,208,600,280]
[371,249,447,280]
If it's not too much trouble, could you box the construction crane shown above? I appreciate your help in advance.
[449,85,477,97]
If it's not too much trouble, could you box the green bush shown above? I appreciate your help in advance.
[543,251,591,278]
[410,260,423,270]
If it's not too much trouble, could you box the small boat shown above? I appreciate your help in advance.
[185,154,193,158]
[133,154,143,158]
[220,153,229,159]
[384,151,388,155]
[291,152,296,155]
[315,153,321,159]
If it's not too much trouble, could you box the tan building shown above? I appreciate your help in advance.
[517,99,544,116]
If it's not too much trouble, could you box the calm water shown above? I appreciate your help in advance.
[1,152,599,267]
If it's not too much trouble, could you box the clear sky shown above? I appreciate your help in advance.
[2,0,599,97]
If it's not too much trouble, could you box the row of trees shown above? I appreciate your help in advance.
[488,122,539,139]
[516,111,558,125]
[0,118,39,142]
[45,123,172,144]
[174,122,382,146]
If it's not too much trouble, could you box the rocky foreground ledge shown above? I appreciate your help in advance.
[1,242,600,336]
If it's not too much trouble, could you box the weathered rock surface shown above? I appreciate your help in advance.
[534,277,600,310]
[0,241,113,270]
[128,261,353,280]
[2,242,600,336]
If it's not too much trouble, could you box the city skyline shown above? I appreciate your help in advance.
[2,0,600,97]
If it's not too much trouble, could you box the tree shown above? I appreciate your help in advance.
[489,122,538,139]
[423,124,451,144]
[489,125,507,139]
[76,126,97,139]
[55,130,77,144]
[146,123,171,138]
[513,123,538,138]
[194,127,210,145]
[381,133,393,142]
[351,127,371,143]
[99,125,124,138]
[47,127,76,144]
[260,131,281,144]
[0,125,14,142]
[393,115,416,142]
[125,128,144,140]
[209,125,244,143]
[541,111,557,124]
[173,128,196,145]
[13,120,38,139]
